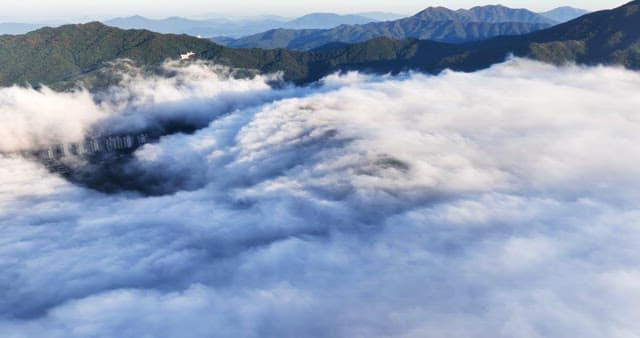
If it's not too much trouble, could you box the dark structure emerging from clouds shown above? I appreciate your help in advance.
[29,134,148,160]
[16,133,149,179]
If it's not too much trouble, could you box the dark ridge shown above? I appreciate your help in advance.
[217,5,556,51]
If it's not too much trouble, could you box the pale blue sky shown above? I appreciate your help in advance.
[1,0,629,21]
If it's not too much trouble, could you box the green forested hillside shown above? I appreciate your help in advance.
[0,23,216,85]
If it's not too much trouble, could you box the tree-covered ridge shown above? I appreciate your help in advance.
[413,5,555,24]
[0,23,216,85]
[216,21,552,50]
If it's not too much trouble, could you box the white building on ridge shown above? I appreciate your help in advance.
[180,51,196,60]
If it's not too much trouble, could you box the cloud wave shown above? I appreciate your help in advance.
[1,59,640,337]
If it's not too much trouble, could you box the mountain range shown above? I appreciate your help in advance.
[412,5,556,23]
[283,13,381,29]
[352,12,406,21]
[0,22,42,35]
[539,6,590,22]
[0,1,637,89]
[0,13,385,37]
[104,13,381,38]
[0,6,586,38]
[214,5,575,50]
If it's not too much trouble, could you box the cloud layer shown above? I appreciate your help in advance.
[1,59,640,337]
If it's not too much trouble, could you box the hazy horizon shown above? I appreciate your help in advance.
[0,0,629,22]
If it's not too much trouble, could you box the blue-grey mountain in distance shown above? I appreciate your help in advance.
[412,5,555,24]
[0,13,377,36]
[0,19,71,35]
[215,4,577,50]
[539,6,589,22]
[0,6,587,36]
[353,12,407,21]
[0,22,41,35]
[104,13,378,38]
[283,13,379,28]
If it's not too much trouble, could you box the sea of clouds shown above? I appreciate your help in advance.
[1,59,640,337]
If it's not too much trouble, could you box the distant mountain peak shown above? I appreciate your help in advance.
[553,6,582,9]
[221,4,555,51]
[414,6,451,14]
[539,6,589,23]
[354,11,406,21]
[102,12,378,37]
[414,4,555,24]
[111,15,147,20]
[467,4,510,9]
[76,21,109,29]
[284,12,376,29]
[297,12,340,17]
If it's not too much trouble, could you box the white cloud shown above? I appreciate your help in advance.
[1,59,640,337]
[0,87,105,152]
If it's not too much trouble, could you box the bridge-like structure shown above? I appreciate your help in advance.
[7,133,152,174]
[34,133,150,160]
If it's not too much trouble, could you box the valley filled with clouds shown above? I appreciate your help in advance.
[1,59,640,337]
